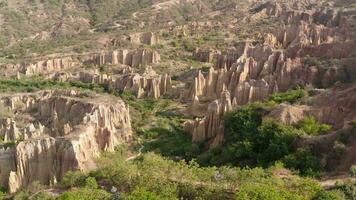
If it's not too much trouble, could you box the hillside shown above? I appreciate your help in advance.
[0,0,355,199]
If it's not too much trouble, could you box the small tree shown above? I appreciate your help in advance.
[349,165,356,177]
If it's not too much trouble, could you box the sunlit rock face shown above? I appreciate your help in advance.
[184,0,355,148]
[0,90,132,193]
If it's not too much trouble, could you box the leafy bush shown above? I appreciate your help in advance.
[350,165,356,177]
[294,117,332,135]
[268,89,306,104]
[60,171,87,188]
[124,188,173,200]
[221,106,301,167]
[235,182,305,200]
[312,190,343,200]
[90,152,325,199]
[56,188,111,200]
[0,78,107,93]
[335,180,356,200]
[283,148,322,177]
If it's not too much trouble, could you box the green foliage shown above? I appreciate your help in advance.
[294,117,332,135]
[198,104,324,177]
[124,188,174,200]
[335,180,356,200]
[56,188,111,200]
[268,89,306,104]
[304,56,322,67]
[333,141,347,156]
[90,152,324,200]
[283,148,322,177]
[84,177,98,189]
[350,165,356,177]
[312,190,344,200]
[219,106,301,167]
[0,78,107,93]
[60,171,87,188]
[235,182,304,200]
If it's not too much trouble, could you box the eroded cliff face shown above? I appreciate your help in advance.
[49,66,172,99]
[82,48,160,68]
[269,84,356,129]
[0,90,132,192]
[0,48,160,77]
[186,0,355,147]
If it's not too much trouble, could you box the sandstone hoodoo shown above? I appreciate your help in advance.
[0,90,132,192]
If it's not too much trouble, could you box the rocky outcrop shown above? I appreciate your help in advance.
[83,48,160,68]
[184,90,233,148]
[129,32,159,45]
[0,90,132,192]
[183,0,355,149]
[0,119,20,142]
[268,85,356,129]
[186,46,317,105]
[193,48,221,63]
[50,67,172,99]
[0,57,75,77]
[0,48,160,77]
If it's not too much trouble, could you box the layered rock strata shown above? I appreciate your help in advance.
[51,67,172,99]
[82,49,160,68]
[0,90,132,192]
[0,48,160,77]
[184,0,355,148]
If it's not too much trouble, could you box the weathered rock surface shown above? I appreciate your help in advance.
[129,32,159,45]
[0,48,160,77]
[50,67,172,99]
[184,90,233,148]
[0,57,76,77]
[193,48,221,63]
[0,90,132,192]
[183,0,355,148]
[83,48,160,68]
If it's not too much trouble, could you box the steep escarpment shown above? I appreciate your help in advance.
[184,0,356,147]
[0,90,132,192]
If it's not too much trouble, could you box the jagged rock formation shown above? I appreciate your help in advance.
[0,48,160,77]
[0,57,76,77]
[183,0,355,148]
[193,48,221,63]
[0,90,132,192]
[83,48,160,68]
[184,90,233,148]
[269,85,356,129]
[129,32,159,45]
[51,67,172,99]
[186,46,317,105]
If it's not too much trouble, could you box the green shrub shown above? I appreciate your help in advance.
[312,190,343,200]
[294,117,332,135]
[268,89,306,104]
[350,165,356,177]
[124,188,173,200]
[60,171,87,188]
[84,177,98,189]
[56,188,111,200]
[283,148,322,177]
[221,106,301,167]
[235,182,304,200]
[335,180,356,200]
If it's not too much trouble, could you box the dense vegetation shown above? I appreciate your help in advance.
[0,78,108,93]
[193,105,323,177]
[14,152,346,200]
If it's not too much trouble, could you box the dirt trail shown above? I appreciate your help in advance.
[126,144,144,161]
